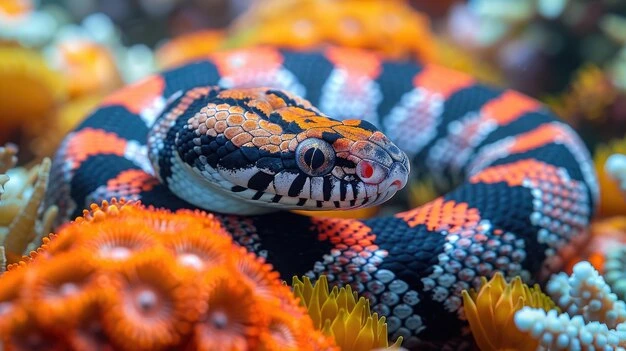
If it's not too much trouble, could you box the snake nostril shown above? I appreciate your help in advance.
[391,180,402,188]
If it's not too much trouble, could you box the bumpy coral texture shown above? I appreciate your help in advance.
[292,275,403,351]
[227,0,435,62]
[0,199,336,351]
[514,261,626,350]
[462,272,558,351]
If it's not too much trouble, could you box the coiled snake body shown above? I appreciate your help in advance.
[47,47,598,348]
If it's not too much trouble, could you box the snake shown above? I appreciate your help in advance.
[45,46,598,349]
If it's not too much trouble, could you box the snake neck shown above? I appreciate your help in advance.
[167,151,278,215]
[146,87,278,215]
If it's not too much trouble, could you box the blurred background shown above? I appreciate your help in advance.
[1,0,626,220]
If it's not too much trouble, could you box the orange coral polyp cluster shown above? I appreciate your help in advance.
[0,199,336,351]
[228,0,435,62]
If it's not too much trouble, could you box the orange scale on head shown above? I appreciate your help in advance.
[102,254,200,351]
[332,125,374,142]
[194,269,265,351]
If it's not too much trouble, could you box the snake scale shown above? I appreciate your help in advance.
[45,46,598,349]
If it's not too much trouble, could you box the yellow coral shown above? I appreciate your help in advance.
[462,272,558,351]
[547,64,617,124]
[0,46,66,133]
[0,0,32,19]
[292,275,402,350]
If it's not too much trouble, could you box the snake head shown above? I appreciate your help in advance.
[290,120,410,208]
[158,87,409,214]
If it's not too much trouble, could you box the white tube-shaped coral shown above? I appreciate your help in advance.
[569,261,626,329]
[546,261,626,329]
[546,272,579,315]
[514,307,626,351]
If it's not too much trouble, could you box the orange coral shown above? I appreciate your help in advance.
[21,253,100,327]
[0,200,337,351]
[0,46,66,134]
[51,39,122,98]
[0,270,27,334]
[0,0,33,19]
[193,269,263,351]
[102,254,198,351]
[227,0,436,62]
[231,247,281,299]
[155,30,227,69]
[161,230,230,273]
[75,219,162,271]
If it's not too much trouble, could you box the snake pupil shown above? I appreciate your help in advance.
[304,148,325,170]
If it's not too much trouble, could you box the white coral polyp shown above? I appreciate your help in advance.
[568,261,626,329]
[514,307,626,350]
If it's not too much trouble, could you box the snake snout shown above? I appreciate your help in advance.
[381,161,409,192]
[356,159,408,190]
[352,134,410,194]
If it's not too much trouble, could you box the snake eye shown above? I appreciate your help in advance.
[296,138,336,176]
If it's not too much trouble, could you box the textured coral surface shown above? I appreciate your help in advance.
[0,199,336,351]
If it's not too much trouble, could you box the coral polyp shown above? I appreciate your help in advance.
[292,275,403,350]
[0,200,336,351]
[22,253,100,327]
[102,254,198,351]
[461,272,558,351]
[194,269,263,351]
[515,261,626,350]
